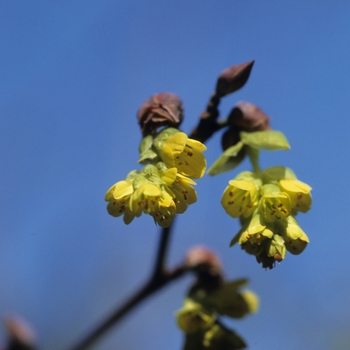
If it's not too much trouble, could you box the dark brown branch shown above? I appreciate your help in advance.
[152,225,172,279]
[189,93,222,143]
[190,60,254,143]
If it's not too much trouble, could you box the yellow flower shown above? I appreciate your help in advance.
[278,178,312,213]
[129,182,161,215]
[128,180,177,228]
[221,178,260,218]
[176,299,216,333]
[158,132,207,179]
[167,173,197,213]
[278,216,309,254]
[260,184,291,223]
[105,180,135,225]
[233,213,273,247]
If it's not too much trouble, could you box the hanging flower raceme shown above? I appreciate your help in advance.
[106,126,206,227]
[176,246,259,350]
[105,163,199,228]
[221,163,312,268]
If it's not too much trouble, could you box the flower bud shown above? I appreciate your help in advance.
[227,101,271,132]
[215,61,254,97]
[137,92,183,136]
[185,246,223,276]
[176,299,216,333]
[278,216,309,254]
[267,234,287,262]
[238,213,273,246]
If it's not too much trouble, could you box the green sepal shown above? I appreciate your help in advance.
[138,135,160,163]
[262,166,297,183]
[138,149,159,163]
[240,130,290,151]
[260,183,281,195]
[139,135,154,153]
[125,169,140,181]
[207,142,244,176]
[229,229,242,247]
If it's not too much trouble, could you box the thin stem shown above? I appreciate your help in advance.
[246,147,262,174]
[190,92,222,142]
[152,226,172,279]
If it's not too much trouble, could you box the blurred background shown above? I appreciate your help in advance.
[0,1,349,349]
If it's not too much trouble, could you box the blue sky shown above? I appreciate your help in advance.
[1,1,350,349]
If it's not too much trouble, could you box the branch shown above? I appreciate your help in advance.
[66,61,255,349]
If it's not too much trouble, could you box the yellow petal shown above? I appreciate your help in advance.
[161,167,177,185]
[279,179,312,213]
[112,181,134,200]
[104,184,116,201]
[279,179,312,193]
[164,133,187,156]
[176,173,196,185]
[141,183,162,197]
[123,210,135,225]
[186,137,207,151]
[221,183,257,218]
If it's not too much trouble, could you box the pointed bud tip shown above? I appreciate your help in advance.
[216,60,255,97]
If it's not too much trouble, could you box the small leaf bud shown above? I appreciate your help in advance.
[185,246,223,276]
[137,92,183,136]
[216,61,255,97]
[228,101,271,132]
[4,315,37,350]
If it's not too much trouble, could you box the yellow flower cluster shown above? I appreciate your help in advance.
[176,279,258,348]
[105,129,206,227]
[222,167,312,268]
